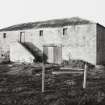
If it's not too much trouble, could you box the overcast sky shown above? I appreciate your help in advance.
[0,0,104,28]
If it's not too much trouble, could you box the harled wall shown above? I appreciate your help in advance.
[0,23,97,64]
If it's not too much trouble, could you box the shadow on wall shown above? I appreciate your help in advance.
[19,42,48,63]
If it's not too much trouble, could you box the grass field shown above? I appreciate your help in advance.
[0,63,105,105]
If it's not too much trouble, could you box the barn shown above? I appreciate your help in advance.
[0,17,105,65]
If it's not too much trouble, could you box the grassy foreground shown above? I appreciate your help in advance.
[0,63,105,105]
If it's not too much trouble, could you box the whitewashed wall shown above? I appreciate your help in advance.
[10,42,34,63]
[0,23,96,64]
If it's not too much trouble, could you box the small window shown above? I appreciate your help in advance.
[63,28,67,36]
[20,32,25,36]
[3,33,6,38]
[39,30,43,36]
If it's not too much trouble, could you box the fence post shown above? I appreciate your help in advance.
[83,64,87,89]
[42,62,45,93]
[42,46,45,93]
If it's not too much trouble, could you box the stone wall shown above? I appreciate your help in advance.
[0,23,96,64]
[61,24,96,64]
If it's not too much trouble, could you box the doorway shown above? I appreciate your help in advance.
[19,32,25,43]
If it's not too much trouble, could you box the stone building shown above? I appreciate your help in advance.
[0,17,105,65]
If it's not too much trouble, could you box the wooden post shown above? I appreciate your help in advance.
[42,63,45,93]
[83,64,87,89]
[42,47,45,93]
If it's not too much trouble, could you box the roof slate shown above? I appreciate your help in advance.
[0,17,93,31]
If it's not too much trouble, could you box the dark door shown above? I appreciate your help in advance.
[20,32,25,43]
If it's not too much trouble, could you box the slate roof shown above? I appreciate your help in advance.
[0,17,93,31]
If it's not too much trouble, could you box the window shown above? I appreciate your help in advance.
[3,33,6,38]
[39,30,43,36]
[63,28,67,36]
